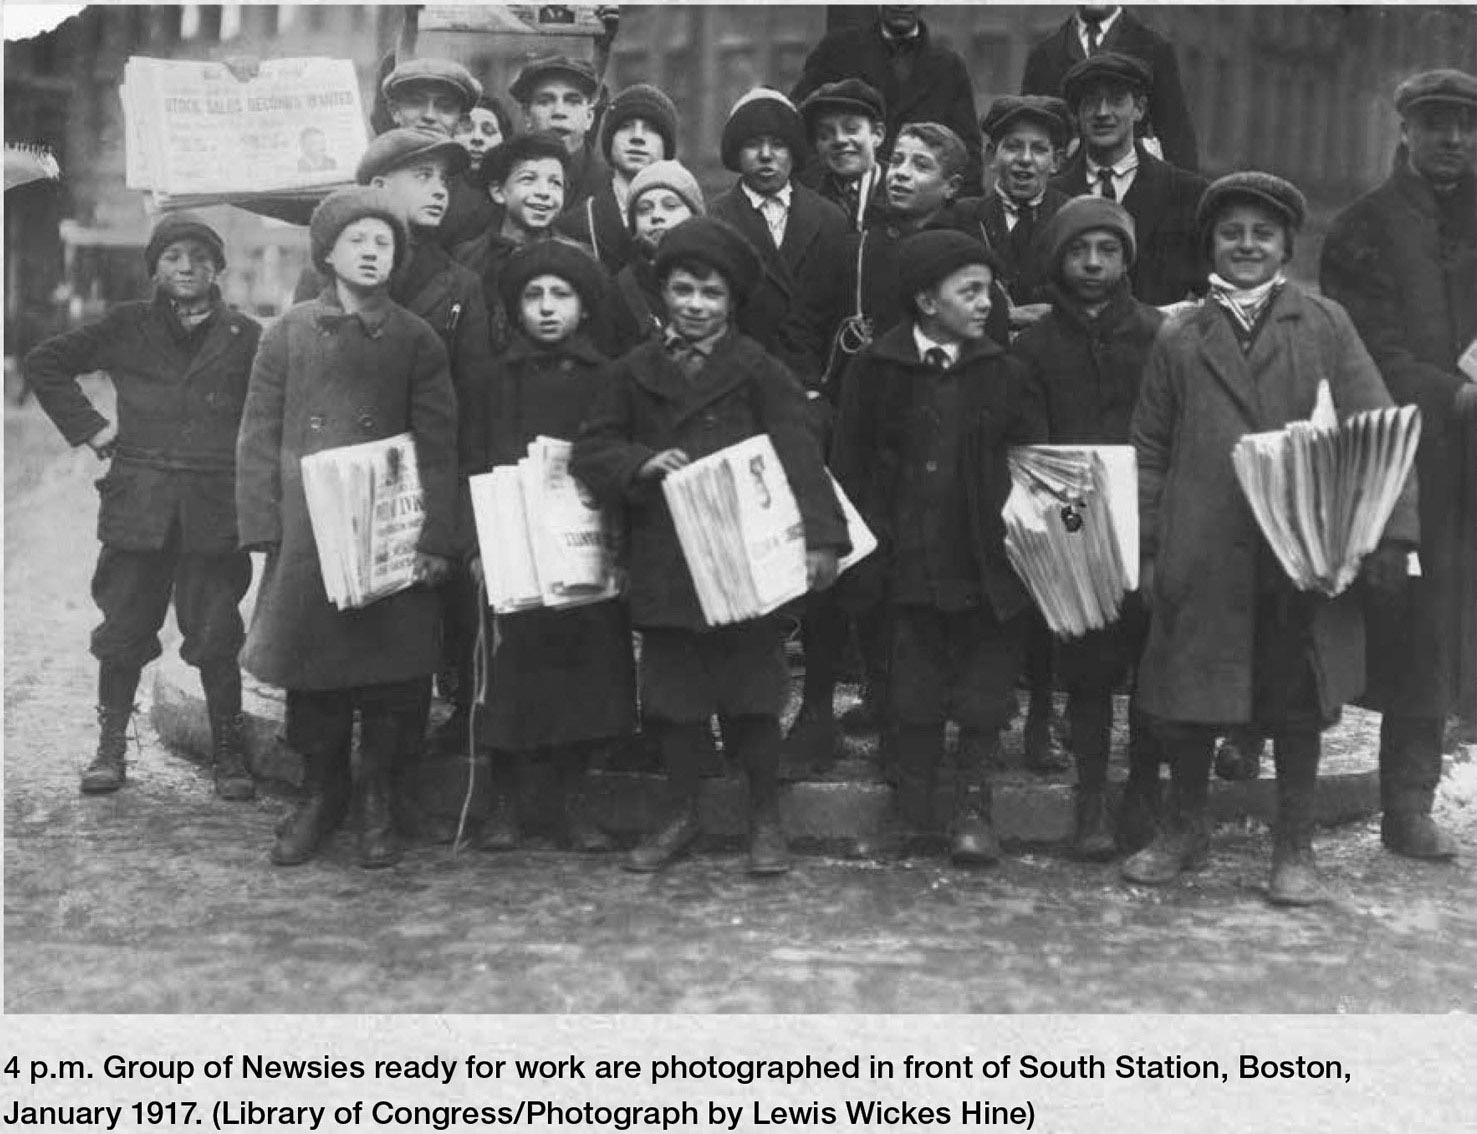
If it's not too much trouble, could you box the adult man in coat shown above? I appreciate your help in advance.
[791,6,982,194]
[1022,5,1199,173]
[1051,52,1206,308]
[1320,68,1477,861]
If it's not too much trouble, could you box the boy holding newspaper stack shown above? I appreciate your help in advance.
[463,239,636,854]
[573,216,848,876]
[237,187,458,870]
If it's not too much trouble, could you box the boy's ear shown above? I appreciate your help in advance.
[944,171,963,202]
[489,182,508,206]
[369,174,389,189]
[914,289,938,317]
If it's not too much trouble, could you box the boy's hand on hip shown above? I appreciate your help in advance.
[87,420,118,459]
[414,552,451,587]
[807,549,839,592]
[638,449,690,480]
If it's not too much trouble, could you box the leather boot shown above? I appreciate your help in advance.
[728,715,790,875]
[555,747,615,853]
[271,738,351,866]
[81,664,140,794]
[625,802,700,872]
[1068,693,1115,861]
[201,664,254,801]
[476,752,523,852]
[951,730,1001,865]
[1122,729,1212,885]
[624,722,704,872]
[1379,716,1458,860]
[1267,731,1325,906]
[355,700,404,869]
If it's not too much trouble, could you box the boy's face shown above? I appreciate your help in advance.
[388,81,466,136]
[453,107,503,172]
[992,120,1058,203]
[662,266,733,342]
[524,79,594,154]
[1402,103,1477,186]
[609,116,666,178]
[1210,202,1288,290]
[886,134,959,218]
[916,263,994,344]
[1060,228,1127,304]
[372,156,451,229]
[632,190,693,253]
[491,157,567,233]
[519,273,584,344]
[737,134,794,196]
[813,112,884,180]
[326,217,397,292]
[1075,83,1144,157]
[154,238,219,302]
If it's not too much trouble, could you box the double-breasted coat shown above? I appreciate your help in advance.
[1320,159,1477,720]
[1132,285,1420,725]
[236,292,459,691]
[572,330,849,633]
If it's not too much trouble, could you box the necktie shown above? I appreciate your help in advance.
[759,195,787,246]
[1011,202,1038,262]
[667,339,705,378]
[1095,167,1117,202]
[1085,18,1103,54]
[924,347,951,371]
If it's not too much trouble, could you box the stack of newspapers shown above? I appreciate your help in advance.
[662,435,877,627]
[122,56,365,209]
[1002,445,1139,639]
[302,433,424,611]
[1231,383,1421,597]
[468,436,621,614]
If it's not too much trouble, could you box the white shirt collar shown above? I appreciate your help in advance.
[912,324,960,365]
[742,181,793,211]
[1086,149,1139,178]
[996,187,1047,214]
[1076,7,1122,46]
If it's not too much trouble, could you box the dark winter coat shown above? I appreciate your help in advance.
[1052,144,1208,307]
[1320,160,1477,718]
[572,330,849,631]
[438,173,499,250]
[791,19,982,190]
[236,291,459,690]
[1021,8,1201,173]
[1132,285,1419,725]
[449,227,524,353]
[564,144,612,216]
[25,290,259,553]
[944,187,1073,311]
[808,167,890,233]
[606,256,667,357]
[830,322,1047,619]
[554,182,638,273]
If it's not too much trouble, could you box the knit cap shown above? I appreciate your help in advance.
[720,88,807,172]
[145,213,226,275]
[627,160,706,228]
[308,187,409,274]
[599,83,680,163]
[1041,195,1138,273]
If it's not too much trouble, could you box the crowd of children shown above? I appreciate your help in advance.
[24,24,1476,910]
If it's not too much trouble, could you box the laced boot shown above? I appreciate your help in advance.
[555,747,615,853]
[1067,693,1115,861]
[201,664,254,801]
[81,664,140,794]
[951,729,1001,865]
[1267,731,1326,906]
[1379,716,1459,860]
[1122,730,1213,885]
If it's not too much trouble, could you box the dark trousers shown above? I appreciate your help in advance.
[284,678,431,765]
[889,604,1024,732]
[438,566,481,707]
[90,535,251,672]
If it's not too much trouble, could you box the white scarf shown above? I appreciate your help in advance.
[1208,272,1285,337]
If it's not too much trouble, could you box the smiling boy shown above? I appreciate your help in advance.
[800,79,889,232]
[509,54,608,213]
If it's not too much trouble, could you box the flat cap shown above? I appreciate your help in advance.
[981,95,1073,147]
[509,55,600,104]
[800,79,887,132]
[356,127,470,184]
[1394,68,1477,115]
[899,229,1003,304]
[1061,52,1153,107]
[381,57,482,107]
[1196,171,1307,236]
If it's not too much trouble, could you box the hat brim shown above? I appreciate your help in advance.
[510,64,599,104]
[383,75,478,107]
[803,98,884,127]
[1203,186,1303,232]
[1399,93,1477,115]
[984,108,1070,146]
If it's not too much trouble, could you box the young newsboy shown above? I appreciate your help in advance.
[799,78,890,233]
[26,215,260,799]
[605,158,706,354]
[1011,196,1166,859]
[572,217,850,876]
[463,240,637,853]
[831,230,1047,863]
[237,188,458,870]
[509,54,608,214]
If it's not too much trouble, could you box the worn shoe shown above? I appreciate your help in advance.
[81,705,131,795]
[211,712,255,801]
[1121,820,1211,885]
[1381,813,1458,860]
[1069,787,1116,862]
[949,788,1001,866]
[747,808,792,876]
[271,794,338,866]
[1115,777,1161,855]
[624,808,700,873]
[1267,845,1326,906]
[476,795,523,852]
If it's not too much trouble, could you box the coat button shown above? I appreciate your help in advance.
[925,460,938,473]
[309,414,325,431]
[358,413,376,430]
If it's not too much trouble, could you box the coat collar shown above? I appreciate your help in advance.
[631,328,758,419]
[1045,281,1140,335]
[314,286,393,338]
[1187,284,1308,428]
[503,328,606,366]
[869,319,1005,366]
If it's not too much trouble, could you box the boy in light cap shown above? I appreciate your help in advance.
[606,158,707,354]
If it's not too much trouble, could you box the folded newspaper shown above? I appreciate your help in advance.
[662,434,877,627]
[468,436,622,614]
[301,433,425,611]
[1003,445,1139,639]
[1231,380,1421,597]
[122,56,366,209]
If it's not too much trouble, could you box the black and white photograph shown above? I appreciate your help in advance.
[4,2,1477,1022]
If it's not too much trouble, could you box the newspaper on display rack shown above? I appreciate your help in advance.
[419,5,610,36]
[302,433,425,611]
[468,436,622,614]
[122,55,366,209]
[662,434,876,628]
[1231,379,1422,598]
[1002,445,1139,640]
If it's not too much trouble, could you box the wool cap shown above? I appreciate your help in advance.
[1196,172,1307,242]
[308,187,409,274]
[381,57,482,108]
[145,213,226,275]
[981,95,1073,148]
[599,83,680,163]
[899,230,1003,302]
[800,79,887,134]
[509,54,600,105]
[654,216,763,302]
[476,130,570,189]
[356,127,470,184]
[1061,52,1153,108]
[499,238,608,317]
[627,160,707,228]
[1041,195,1137,273]
[1394,68,1477,116]
[721,88,807,172]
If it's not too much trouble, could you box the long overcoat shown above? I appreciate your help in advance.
[236,292,459,690]
[1320,160,1477,719]
[1132,285,1420,725]
[572,331,849,632]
